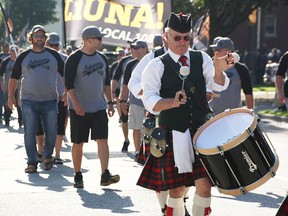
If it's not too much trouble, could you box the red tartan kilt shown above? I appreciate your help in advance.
[137,129,208,191]
[276,195,288,216]
[137,142,150,165]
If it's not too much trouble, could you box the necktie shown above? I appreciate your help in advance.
[179,55,188,66]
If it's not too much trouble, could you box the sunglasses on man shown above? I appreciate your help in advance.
[89,37,102,41]
[48,43,59,47]
[169,33,191,42]
[33,34,46,39]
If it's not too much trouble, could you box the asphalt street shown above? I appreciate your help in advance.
[0,98,287,216]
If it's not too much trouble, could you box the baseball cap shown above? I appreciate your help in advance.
[153,34,163,47]
[127,38,138,44]
[210,37,234,51]
[117,49,125,55]
[47,32,60,45]
[81,25,106,40]
[131,40,148,49]
[30,25,46,34]
[212,36,222,45]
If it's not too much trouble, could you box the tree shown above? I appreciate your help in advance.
[172,0,288,51]
[0,0,58,45]
[206,0,288,44]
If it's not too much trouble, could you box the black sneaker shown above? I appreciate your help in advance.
[121,140,130,152]
[100,169,120,186]
[74,172,84,188]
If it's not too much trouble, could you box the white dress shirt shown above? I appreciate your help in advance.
[141,49,230,114]
[128,48,168,99]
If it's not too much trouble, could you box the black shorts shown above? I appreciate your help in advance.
[69,109,108,144]
[57,100,68,135]
[36,100,68,136]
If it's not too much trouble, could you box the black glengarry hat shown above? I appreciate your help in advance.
[168,12,192,33]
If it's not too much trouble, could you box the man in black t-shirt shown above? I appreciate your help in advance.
[276,51,288,109]
[65,25,120,189]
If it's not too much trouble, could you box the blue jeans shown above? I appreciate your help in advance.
[21,100,57,165]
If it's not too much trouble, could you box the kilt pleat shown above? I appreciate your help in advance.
[137,128,208,191]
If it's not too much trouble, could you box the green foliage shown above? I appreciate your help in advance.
[172,0,288,54]
[253,85,276,92]
[259,109,288,117]
[0,0,58,44]
[172,0,206,20]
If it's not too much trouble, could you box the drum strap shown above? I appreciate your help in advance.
[160,53,213,114]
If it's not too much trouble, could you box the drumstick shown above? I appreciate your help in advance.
[207,93,220,98]
[212,93,220,98]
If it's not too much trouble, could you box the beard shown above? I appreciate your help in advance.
[32,40,45,49]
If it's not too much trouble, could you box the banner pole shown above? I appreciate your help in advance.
[0,2,18,56]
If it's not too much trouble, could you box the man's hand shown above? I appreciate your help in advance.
[120,101,129,116]
[62,92,68,106]
[174,90,187,107]
[213,51,234,73]
[8,96,16,111]
[107,103,115,117]
[72,102,85,116]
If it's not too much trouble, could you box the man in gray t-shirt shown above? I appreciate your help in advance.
[65,25,120,189]
[8,25,64,173]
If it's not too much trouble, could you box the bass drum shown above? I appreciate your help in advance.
[193,108,279,195]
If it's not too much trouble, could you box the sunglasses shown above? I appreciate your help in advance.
[90,37,102,41]
[169,33,191,42]
[33,34,46,39]
[134,46,146,50]
[48,43,59,47]
[49,44,59,47]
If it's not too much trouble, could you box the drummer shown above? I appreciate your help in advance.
[137,12,232,216]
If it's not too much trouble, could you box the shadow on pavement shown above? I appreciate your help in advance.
[76,188,138,214]
[213,191,284,209]
[15,164,76,192]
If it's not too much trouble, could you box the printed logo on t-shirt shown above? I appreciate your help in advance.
[28,59,49,69]
[83,62,104,76]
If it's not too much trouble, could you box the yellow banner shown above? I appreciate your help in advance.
[64,0,171,48]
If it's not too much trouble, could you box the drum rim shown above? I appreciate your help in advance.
[216,157,279,195]
[193,108,257,155]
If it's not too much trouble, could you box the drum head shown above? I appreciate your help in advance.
[193,108,257,154]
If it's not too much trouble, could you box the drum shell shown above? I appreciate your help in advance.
[193,108,279,195]
[198,125,279,195]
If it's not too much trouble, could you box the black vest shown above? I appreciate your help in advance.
[158,51,207,132]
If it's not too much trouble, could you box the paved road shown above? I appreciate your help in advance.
[0,105,287,216]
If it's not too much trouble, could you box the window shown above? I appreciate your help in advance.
[265,15,277,37]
